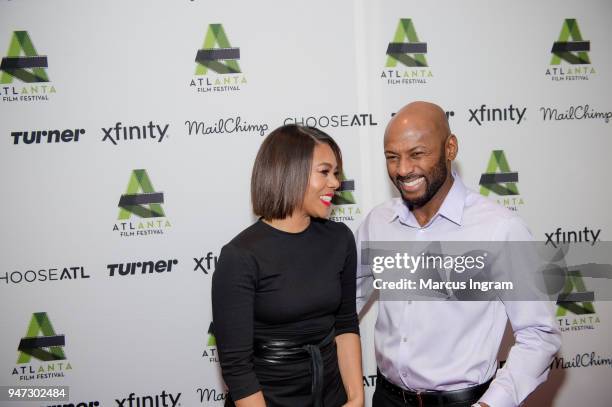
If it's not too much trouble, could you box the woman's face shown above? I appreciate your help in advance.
[300,143,341,219]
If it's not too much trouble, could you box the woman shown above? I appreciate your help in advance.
[212,125,363,407]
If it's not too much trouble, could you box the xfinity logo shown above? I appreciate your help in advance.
[545,227,601,248]
[194,252,218,274]
[102,121,169,145]
[107,259,178,277]
[468,104,526,125]
[115,391,181,407]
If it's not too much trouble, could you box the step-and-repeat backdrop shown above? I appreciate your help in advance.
[1,1,611,406]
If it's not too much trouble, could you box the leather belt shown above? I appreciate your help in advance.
[377,370,492,407]
[254,329,335,407]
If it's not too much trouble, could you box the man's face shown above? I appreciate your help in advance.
[384,126,449,209]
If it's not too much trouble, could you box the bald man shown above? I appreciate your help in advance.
[356,102,560,407]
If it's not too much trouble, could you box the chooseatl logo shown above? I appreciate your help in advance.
[283,113,378,128]
[1,265,89,286]
[329,172,361,223]
[113,169,171,237]
[381,18,432,85]
[12,312,72,381]
[203,322,219,363]
[468,105,526,126]
[1,31,56,102]
[479,150,524,211]
[546,19,595,81]
[191,23,246,93]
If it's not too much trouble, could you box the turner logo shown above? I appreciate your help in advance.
[468,105,526,125]
[0,31,56,102]
[381,19,432,85]
[108,259,178,277]
[546,19,595,81]
[47,402,99,407]
[190,23,246,93]
[113,169,171,237]
[102,122,170,145]
[115,391,181,407]
[203,322,219,363]
[12,312,73,381]
[479,150,524,211]
[329,172,361,224]
[10,128,84,145]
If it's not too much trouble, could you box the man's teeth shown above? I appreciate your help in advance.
[402,177,424,187]
[320,195,332,202]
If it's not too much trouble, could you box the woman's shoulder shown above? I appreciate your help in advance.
[312,218,354,239]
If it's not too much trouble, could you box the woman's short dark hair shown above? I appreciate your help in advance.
[251,124,342,220]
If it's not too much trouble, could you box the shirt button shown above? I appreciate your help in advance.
[401,371,407,377]
[402,337,408,343]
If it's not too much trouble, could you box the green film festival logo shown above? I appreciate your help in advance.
[329,172,361,223]
[479,150,524,211]
[381,18,432,85]
[203,322,219,363]
[113,169,171,237]
[190,23,247,93]
[12,312,72,381]
[0,31,56,102]
[545,19,595,81]
[556,272,600,332]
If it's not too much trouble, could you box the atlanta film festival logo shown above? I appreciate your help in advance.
[381,18,432,85]
[546,18,595,81]
[1,30,56,102]
[12,312,72,382]
[113,169,172,237]
[479,150,524,212]
[191,23,246,94]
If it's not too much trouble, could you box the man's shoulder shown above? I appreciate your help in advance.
[462,187,531,238]
[364,197,402,223]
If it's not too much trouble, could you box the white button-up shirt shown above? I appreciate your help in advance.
[356,174,561,407]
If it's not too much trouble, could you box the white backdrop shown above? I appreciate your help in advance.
[1,1,611,406]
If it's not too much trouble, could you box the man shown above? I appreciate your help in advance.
[356,102,560,407]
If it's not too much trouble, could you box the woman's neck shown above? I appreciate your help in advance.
[263,211,311,233]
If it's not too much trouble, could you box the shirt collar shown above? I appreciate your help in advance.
[389,172,467,227]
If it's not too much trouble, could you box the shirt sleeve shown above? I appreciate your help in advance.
[335,223,360,336]
[355,215,375,314]
[479,216,562,407]
[211,243,261,401]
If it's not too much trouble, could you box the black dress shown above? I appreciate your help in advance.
[211,218,359,407]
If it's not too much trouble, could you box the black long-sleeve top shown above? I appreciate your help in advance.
[211,218,359,401]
